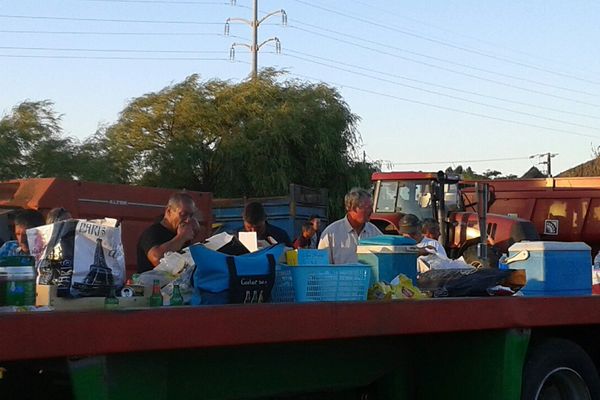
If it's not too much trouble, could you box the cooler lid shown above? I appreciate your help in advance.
[358,235,416,246]
[509,241,591,252]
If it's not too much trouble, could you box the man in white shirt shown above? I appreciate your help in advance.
[318,188,383,264]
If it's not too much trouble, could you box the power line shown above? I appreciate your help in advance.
[0,54,232,61]
[287,24,600,109]
[0,29,226,36]
[0,14,223,25]
[80,0,227,3]
[0,45,228,54]
[290,0,600,86]
[283,48,600,122]
[349,0,599,80]
[281,71,600,140]
[281,49,600,128]
[382,156,533,166]
[288,21,599,98]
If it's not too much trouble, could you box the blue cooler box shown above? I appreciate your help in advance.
[508,241,592,296]
[357,235,418,284]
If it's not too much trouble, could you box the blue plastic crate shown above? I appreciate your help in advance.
[291,264,371,302]
[271,265,295,303]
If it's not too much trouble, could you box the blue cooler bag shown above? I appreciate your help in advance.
[190,243,285,305]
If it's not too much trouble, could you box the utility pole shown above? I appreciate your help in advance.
[530,152,558,177]
[225,0,287,79]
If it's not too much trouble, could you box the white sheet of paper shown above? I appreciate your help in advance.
[238,231,258,252]
[203,232,234,251]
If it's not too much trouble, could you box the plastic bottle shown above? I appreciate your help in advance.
[594,251,600,270]
[149,279,164,307]
[104,287,119,310]
[169,284,184,306]
[498,253,509,270]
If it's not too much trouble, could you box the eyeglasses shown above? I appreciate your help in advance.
[170,206,195,220]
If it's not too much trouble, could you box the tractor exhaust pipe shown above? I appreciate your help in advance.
[476,182,489,263]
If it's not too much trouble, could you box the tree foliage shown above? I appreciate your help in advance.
[0,72,377,218]
[101,70,376,215]
[0,100,78,180]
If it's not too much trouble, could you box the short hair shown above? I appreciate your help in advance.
[398,214,422,235]
[301,221,314,233]
[308,214,320,221]
[14,209,45,229]
[46,207,72,224]
[167,192,196,211]
[243,202,266,226]
[344,188,372,212]
[422,218,440,233]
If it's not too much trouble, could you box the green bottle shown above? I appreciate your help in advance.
[149,279,163,307]
[169,284,184,306]
[104,287,119,310]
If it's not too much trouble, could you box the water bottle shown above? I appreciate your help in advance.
[498,253,508,270]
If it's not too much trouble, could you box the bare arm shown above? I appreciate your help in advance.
[146,221,196,267]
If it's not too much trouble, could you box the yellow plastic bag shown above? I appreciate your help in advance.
[368,274,427,300]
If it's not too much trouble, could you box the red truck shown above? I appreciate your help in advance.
[370,171,540,267]
[0,178,213,276]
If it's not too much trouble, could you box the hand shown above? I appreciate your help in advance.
[177,220,196,242]
[417,245,436,256]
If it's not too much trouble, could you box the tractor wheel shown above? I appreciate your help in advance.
[521,338,600,400]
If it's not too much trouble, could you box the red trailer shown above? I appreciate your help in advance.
[463,177,600,254]
[2,298,600,399]
[0,178,213,276]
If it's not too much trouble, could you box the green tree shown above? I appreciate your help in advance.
[101,70,376,215]
[72,131,123,183]
[0,100,77,179]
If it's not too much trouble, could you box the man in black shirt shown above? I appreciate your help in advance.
[136,192,201,273]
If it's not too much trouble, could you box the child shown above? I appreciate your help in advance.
[293,222,316,249]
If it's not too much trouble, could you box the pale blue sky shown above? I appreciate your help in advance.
[2,0,600,176]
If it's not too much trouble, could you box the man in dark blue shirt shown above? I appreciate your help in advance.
[236,202,292,247]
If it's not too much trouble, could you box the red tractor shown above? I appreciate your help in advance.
[370,171,539,267]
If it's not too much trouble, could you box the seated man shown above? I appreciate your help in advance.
[237,202,292,247]
[0,210,45,256]
[318,188,383,264]
[136,192,201,273]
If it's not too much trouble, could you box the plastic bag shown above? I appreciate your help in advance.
[28,218,125,297]
[161,264,196,305]
[418,253,474,274]
[368,274,427,300]
[416,268,525,297]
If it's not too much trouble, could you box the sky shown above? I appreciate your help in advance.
[2,0,600,177]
